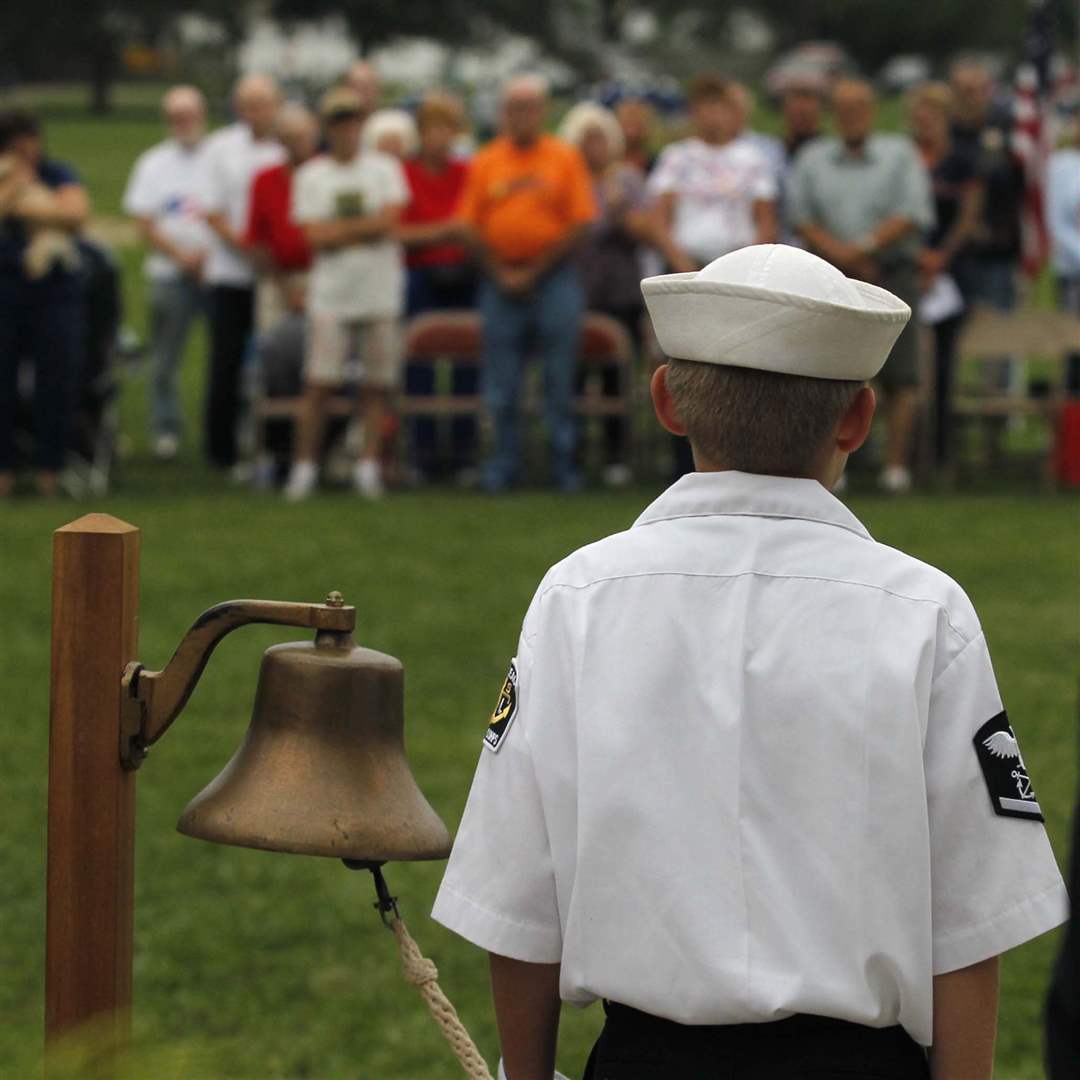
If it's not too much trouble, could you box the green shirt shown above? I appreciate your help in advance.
[787,134,934,261]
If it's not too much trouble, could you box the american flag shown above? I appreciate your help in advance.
[1012,0,1053,276]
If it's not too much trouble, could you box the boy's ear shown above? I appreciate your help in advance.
[651,364,688,437]
[836,385,876,454]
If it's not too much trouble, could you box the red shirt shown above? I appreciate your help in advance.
[402,157,471,269]
[246,163,311,272]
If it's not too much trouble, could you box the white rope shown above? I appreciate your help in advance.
[389,915,495,1080]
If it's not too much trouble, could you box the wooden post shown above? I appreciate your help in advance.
[46,514,140,1049]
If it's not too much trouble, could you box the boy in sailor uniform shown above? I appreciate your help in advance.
[432,245,1068,1080]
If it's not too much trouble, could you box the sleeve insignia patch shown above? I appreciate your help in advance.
[973,711,1043,821]
[483,660,518,753]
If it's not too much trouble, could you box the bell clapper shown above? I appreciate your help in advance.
[342,858,401,927]
[342,860,494,1079]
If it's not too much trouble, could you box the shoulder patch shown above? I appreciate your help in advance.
[973,711,1043,821]
[483,660,518,753]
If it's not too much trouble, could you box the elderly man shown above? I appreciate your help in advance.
[343,61,381,118]
[788,78,934,494]
[198,73,285,471]
[123,86,213,460]
[458,75,596,493]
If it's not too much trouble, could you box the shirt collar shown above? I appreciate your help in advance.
[831,135,878,164]
[633,470,872,540]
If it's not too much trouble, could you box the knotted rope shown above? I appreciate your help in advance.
[350,861,493,1080]
[388,913,494,1080]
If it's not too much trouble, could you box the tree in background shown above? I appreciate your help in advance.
[0,0,243,113]
[0,0,1075,112]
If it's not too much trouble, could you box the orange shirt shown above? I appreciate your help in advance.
[457,134,596,263]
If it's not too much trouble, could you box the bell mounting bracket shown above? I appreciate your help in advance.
[120,594,356,770]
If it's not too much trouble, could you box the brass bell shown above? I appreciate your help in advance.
[121,593,451,864]
[177,623,451,863]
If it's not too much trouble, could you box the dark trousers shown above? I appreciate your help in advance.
[404,264,478,474]
[1045,790,1080,1078]
[0,289,82,472]
[583,1002,930,1080]
[206,284,254,468]
[575,304,641,466]
[931,313,965,469]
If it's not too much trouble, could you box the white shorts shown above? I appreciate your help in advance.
[256,272,308,336]
[304,312,402,389]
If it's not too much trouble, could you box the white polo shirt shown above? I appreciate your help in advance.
[432,471,1068,1047]
[197,123,285,288]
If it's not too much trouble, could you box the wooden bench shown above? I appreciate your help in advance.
[949,307,1080,483]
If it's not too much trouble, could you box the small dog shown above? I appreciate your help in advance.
[0,154,80,280]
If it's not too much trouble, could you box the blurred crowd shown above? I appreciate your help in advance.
[2,56,1079,499]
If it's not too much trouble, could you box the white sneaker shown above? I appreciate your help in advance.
[153,433,179,461]
[354,458,384,500]
[878,465,913,494]
[284,460,318,502]
[602,462,633,488]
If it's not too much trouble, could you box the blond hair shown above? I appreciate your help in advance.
[416,91,467,133]
[907,81,954,117]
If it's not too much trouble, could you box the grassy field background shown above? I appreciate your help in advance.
[0,93,1076,1078]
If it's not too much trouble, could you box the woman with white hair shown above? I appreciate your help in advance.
[362,109,419,160]
[557,101,674,486]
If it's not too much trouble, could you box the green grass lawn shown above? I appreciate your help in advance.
[0,90,1077,1079]
[2,472,1077,1079]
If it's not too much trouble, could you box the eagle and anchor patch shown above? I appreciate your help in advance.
[484,660,518,753]
[973,711,1043,821]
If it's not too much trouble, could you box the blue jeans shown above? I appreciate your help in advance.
[479,262,583,489]
[961,256,1018,313]
[147,274,205,438]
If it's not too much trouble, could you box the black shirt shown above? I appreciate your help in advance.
[925,144,979,251]
[951,119,1024,260]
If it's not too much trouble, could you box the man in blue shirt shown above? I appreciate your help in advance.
[0,109,89,497]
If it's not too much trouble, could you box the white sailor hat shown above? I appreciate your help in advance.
[641,244,911,381]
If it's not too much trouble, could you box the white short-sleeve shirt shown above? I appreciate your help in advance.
[122,138,215,282]
[432,471,1067,1047]
[292,150,409,320]
[647,137,778,265]
[196,123,285,287]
